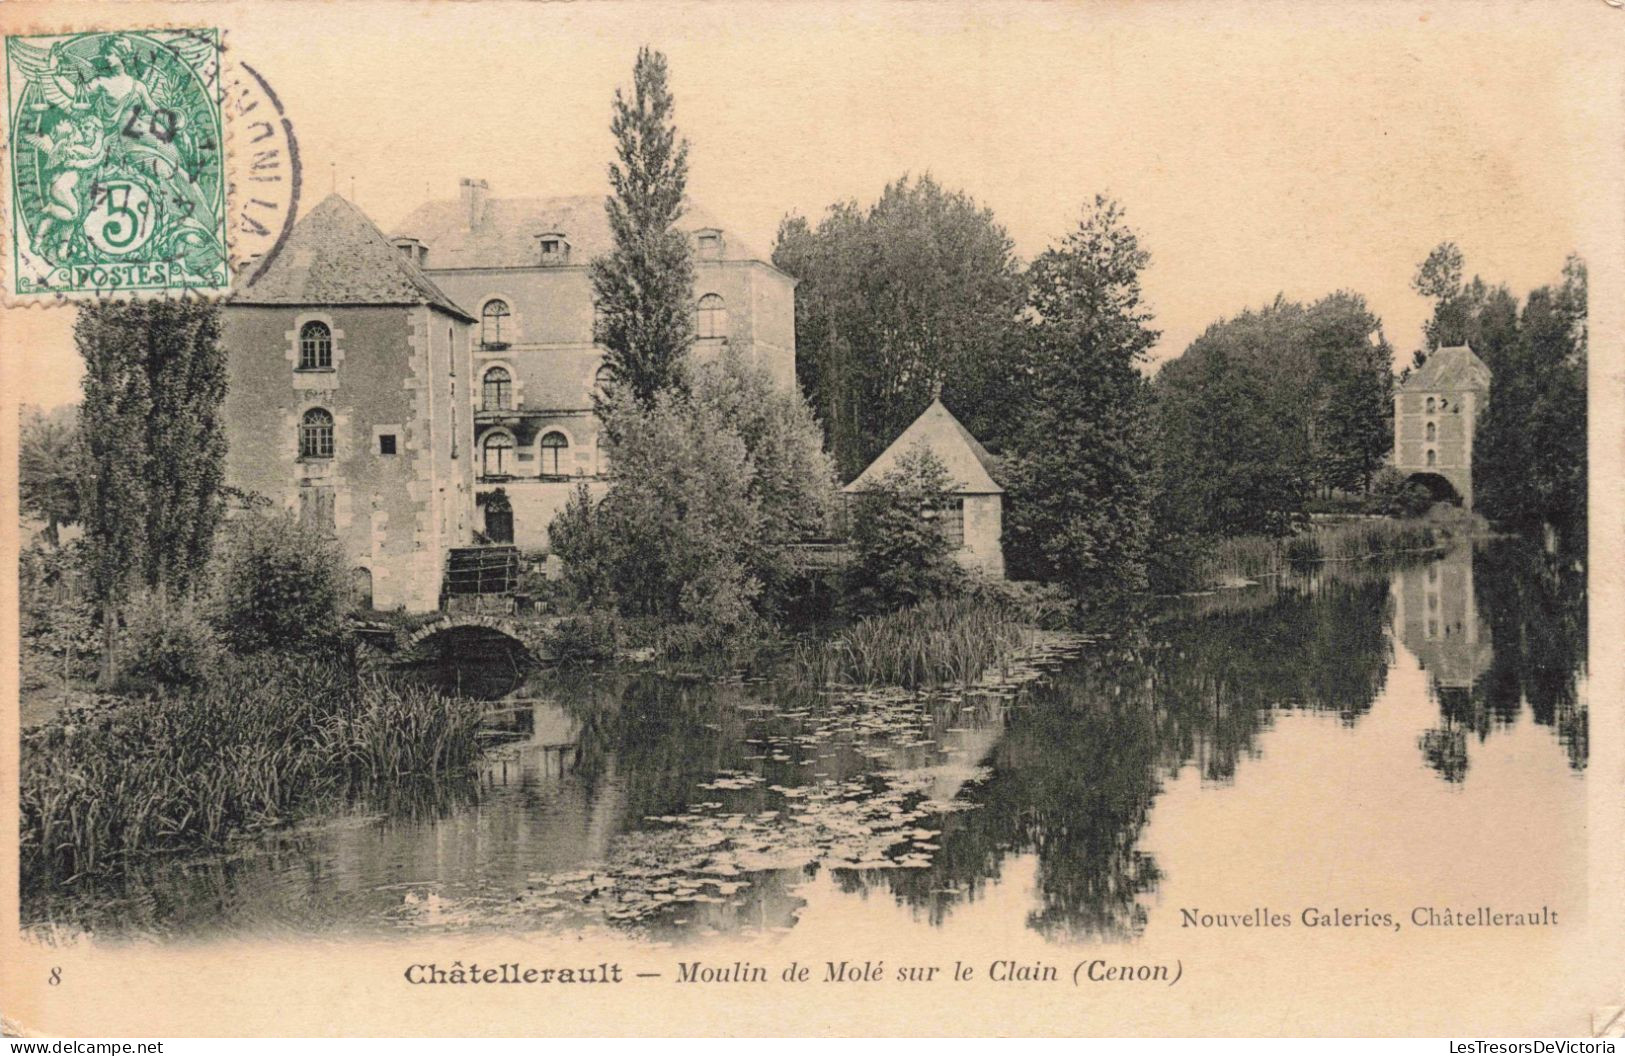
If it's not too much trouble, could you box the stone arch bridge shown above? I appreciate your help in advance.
[360,611,561,664]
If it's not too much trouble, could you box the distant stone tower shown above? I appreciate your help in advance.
[1393,344,1491,509]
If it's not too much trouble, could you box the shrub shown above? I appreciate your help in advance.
[19,540,100,687]
[211,510,351,653]
[546,610,622,664]
[117,590,220,692]
[845,444,966,613]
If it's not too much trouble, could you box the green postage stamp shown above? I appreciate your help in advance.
[5,28,228,299]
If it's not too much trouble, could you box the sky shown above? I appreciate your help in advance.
[4,0,1616,410]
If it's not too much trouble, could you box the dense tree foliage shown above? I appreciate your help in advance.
[1001,197,1157,606]
[76,300,227,682]
[1411,245,1586,536]
[551,353,837,649]
[772,175,1024,477]
[591,47,695,407]
[1152,292,1391,556]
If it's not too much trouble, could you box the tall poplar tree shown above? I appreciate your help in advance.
[592,47,695,408]
[1002,197,1158,606]
[77,300,228,683]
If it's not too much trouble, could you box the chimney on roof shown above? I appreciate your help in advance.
[459,177,489,229]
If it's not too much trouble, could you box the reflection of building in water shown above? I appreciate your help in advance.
[1392,549,1492,690]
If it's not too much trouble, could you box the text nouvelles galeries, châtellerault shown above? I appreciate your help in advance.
[1179,906,1560,931]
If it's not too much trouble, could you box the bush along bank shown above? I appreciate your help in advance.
[19,654,484,890]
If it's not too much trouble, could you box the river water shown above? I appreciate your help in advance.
[30,539,1587,944]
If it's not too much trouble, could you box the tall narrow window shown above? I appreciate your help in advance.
[299,321,332,370]
[482,366,512,411]
[482,432,514,477]
[1426,449,1437,467]
[1425,421,1436,441]
[299,408,334,458]
[696,294,727,340]
[1425,396,1436,414]
[481,300,510,348]
[540,431,569,476]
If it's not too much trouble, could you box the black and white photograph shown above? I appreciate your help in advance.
[2,0,1620,1040]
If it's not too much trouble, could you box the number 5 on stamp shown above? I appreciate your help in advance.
[5,28,228,299]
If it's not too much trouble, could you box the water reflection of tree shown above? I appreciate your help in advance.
[868,576,1393,941]
[1419,539,1586,782]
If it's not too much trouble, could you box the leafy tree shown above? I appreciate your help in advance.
[561,387,761,649]
[76,300,228,684]
[1001,197,1157,606]
[212,509,351,654]
[773,175,1024,477]
[690,349,839,611]
[1155,345,1310,541]
[19,405,81,545]
[591,47,695,407]
[1472,256,1587,534]
[845,445,965,612]
[552,352,838,644]
[1152,289,1389,551]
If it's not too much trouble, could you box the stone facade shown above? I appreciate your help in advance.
[223,195,477,612]
[221,185,797,609]
[1393,344,1491,509]
[394,181,797,549]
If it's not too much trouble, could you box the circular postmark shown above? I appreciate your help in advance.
[7,29,229,297]
[222,56,300,284]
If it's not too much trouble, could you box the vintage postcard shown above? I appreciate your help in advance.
[1,0,1621,1039]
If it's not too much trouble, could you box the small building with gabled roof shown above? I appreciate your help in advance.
[844,398,1005,577]
[1393,344,1492,510]
[223,193,478,611]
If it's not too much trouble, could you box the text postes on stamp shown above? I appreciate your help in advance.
[5,28,228,300]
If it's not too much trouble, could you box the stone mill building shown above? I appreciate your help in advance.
[1392,344,1492,510]
[222,181,798,612]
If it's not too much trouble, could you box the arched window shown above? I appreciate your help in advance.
[299,408,334,459]
[299,321,332,370]
[482,366,512,411]
[481,299,510,348]
[1425,421,1436,441]
[594,364,614,397]
[482,432,514,477]
[540,431,570,476]
[1425,396,1436,414]
[696,293,727,340]
[1426,449,1437,467]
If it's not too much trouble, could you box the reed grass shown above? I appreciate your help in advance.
[1195,518,1443,587]
[799,598,1030,689]
[19,656,483,889]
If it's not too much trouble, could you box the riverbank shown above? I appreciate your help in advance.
[1190,511,1488,589]
[19,655,484,891]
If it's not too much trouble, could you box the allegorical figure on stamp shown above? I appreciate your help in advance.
[6,30,227,293]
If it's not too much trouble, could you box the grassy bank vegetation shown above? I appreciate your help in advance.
[797,597,1032,689]
[19,654,484,891]
[1190,514,1478,589]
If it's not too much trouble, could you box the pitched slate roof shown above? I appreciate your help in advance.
[1400,344,1491,393]
[392,193,771,270]
[234,194,473,320]
[844,399,1003,495]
